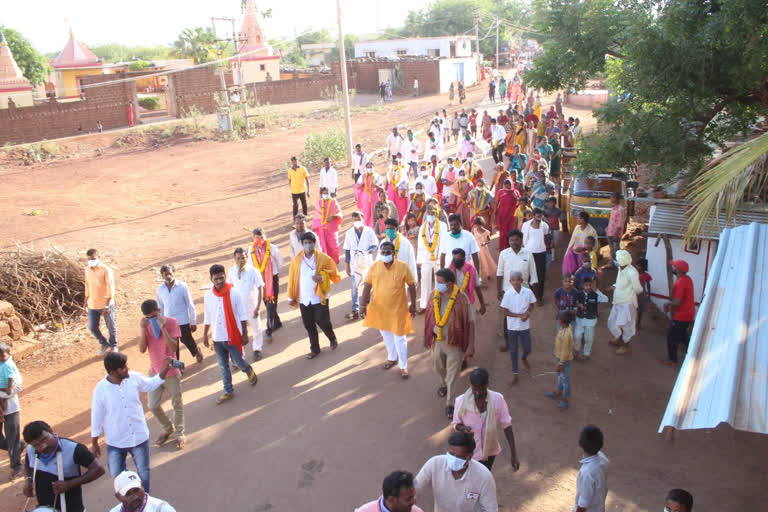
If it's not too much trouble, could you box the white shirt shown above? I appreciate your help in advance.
[500,286,536,331]
[521,219,550,254]
[298,253,322,306]
[377,234,417,279]
[319,166,338,193]
[414,79,419,88]
[496,247,538,290]
[401,138,422,163]
[415,455,498,512]
[417,219,449,265]
[203,287,248,342]
[109,496,176,512]
[491,124,506,145]
[228,264,264,309]
[352,151,369,172]
[246,242,284,276]
[0,365,22,415]
[415,175,438,197]
[440,230,480,260]
[424,139,444,161]
[386,133,403,155]
[343,225,379,272]
[288,229,318,259]
[91,372,164,448]
[574,452,610,512]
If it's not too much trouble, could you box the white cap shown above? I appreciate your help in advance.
[114,470,142,496]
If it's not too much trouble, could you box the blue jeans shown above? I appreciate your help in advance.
[88,304,117,347]
[507,329,532,373]
[557,360,572,399]
[350,275,359,312]
[107,440,150,492]
[214,341,251,394]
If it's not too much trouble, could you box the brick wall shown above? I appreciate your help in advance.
[245,74,340,105]
[0,73,136,145]
[335,59,440,95]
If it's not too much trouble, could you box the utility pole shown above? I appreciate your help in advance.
[335,0,355,174]
[230,17,248,127]
[495,18,500,70]
[474,9,481,77]
[211,17,232,133]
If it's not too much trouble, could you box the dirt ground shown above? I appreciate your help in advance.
[1,76,765,512]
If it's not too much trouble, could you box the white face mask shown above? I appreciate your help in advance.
[88,259,100,267]
[436,282,449,293]
[421,174,428,179]
[426,214,436,223]
[467,157,473,162]
[445,452,468,471]
[353,220,364,229]
[381,254,394,263]
[366,168,373,174]
[321,193,330,200]
[303,243,315,253]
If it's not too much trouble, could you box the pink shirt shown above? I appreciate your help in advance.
[452,390,513,460]
[145,317,181,377]
[606,204,626,238]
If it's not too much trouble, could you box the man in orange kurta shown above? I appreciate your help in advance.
[361,241,417,378]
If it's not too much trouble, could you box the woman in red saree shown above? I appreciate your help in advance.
[495,178,520,251]
[312,187,343,263]
[481,110,492,143]
[355,163,376,226]
[453,170,475,230]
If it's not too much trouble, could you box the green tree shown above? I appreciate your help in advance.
[89,43,171,63]
[270,38,306,68]
[526,0,768,185]
[326,34,357,63]
[0,26,51,86]
[172,27,218,64]
[297,28,334,46]
[128,60,153,71]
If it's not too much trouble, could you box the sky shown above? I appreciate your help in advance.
[3,0,434,54]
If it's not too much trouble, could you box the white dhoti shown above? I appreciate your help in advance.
[419,261,438,310]
[380,330,408,370]
[607,303,636,343]
[245,305,263,352]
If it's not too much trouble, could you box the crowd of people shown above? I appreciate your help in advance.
[0,66,700,512]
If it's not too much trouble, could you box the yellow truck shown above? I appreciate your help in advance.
[560,173,635,238]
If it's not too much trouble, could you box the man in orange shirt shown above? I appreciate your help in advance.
[84,248,117,355]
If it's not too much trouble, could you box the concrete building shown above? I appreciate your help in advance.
[300,43,335,67]
[51,28,105,99]
[354,36,475,59]
[234,0,280,84]
[0,31,34,109]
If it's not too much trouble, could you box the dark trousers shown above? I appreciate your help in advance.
[353,170,361,183]
[0,411,22,472]
[480,455,496,471]
[492,143,506,164]
[178,323,200,358]
[532,252,547,301]
[292,193,307,217]
[667,320,690,363]
[300,301,337,354]
[264,274,282,335]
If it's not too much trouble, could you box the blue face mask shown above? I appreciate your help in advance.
[385,228,397,240]
[37,435,60,463]
[148,316,162,339]
[436,282,449,293]
[450,231,461,239]
[381,254,393,263]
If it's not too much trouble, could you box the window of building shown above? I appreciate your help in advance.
[365,51,376,58]
[259,64,266,71]
[427,49,440,57]
[396,49,407,56]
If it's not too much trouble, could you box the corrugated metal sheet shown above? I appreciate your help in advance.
[659,222,768,434]
[648,202,768,240]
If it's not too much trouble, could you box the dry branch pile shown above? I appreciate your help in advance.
[0,246,85,331]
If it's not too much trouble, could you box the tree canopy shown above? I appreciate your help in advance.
[0,26,51,86]
[88,43,171,63]
[297,28,334,46]
[172,27,220,64]
[526,0,768,184]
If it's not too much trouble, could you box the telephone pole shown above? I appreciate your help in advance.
[495,18,500,69]
[336,0,355,173]
[473,9,480,56]
[211,17,232,133]
[230,17,248,126]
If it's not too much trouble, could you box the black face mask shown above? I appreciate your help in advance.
[454,259,465,269]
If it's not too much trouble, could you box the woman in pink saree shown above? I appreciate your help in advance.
[481,110,493,143]
[495,178,520,251]
[312,187,343,263]
[355,163,376,226]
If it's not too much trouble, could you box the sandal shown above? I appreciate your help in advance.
[437,386,447,397]
[155,431,174,447]
[176,438,186,450]
[306,352,320,359]
[400,369,410,379]
[382,360,397,370]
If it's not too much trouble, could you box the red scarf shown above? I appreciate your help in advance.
[211,283,243,354]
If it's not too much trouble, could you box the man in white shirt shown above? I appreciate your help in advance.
[490,118,507,164]
[417,203,448,311]
[500,271,536,384]
[423,130,443,162]
[157,264,202,363]
[319,157,338,197]
[228,248,265,360]
[386,127,403,159]
[413,78,419,96]
[110,470,176,512]
[377,218,417,279]
[288,214,318,259]
[414,431,498,512]
[91,352,173,492]
[415,166,438,198]
[496,229,538,351]
[401,129,422,177]
[203,264,258,404]
[342,210,378,320]
[440,214,480,271]
[521,208,550,303]
[574,425,609,512]
[246,228,284,340]
[352,144,369,183]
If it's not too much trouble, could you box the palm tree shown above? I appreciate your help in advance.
[172,27,216,64]
[685,131,768,241]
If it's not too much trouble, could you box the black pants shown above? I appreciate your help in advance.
[532,252,547,301]
[292,193,307,217]
[264,274,282,335]
[0,411,22,472]
[480,455,496,470]
[667,320,690,363]
[300,301,337,354]
[352,170,361,183]
[178,323,200,358]
[492,144,506,164]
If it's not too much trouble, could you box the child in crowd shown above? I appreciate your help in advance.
[547,310,574,410]
[374,206,391,240]
[574,252,597,290]
[584,235,599,271]
[402,213,420,252]
[553,273,579,321]
[664,489,694,512]
[543,196,562,261]
[472,217,496,286]
[573,425,609,512]
[514,196,530,229]
[636,257,652,330]
[0,342,19,420]
[574,277,609,361]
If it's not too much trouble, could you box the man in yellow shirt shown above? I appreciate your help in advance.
[361,241,417,379]
[84,248,117,355]
[288,156,311,217]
